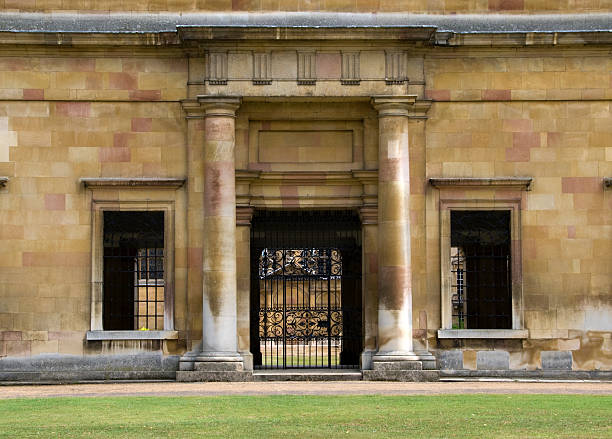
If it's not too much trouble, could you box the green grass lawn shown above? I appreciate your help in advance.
[0,395,610,438]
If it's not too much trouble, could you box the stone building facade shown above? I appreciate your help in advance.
[0,2,610,381]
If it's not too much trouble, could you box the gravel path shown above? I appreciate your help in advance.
[1,381,611,399]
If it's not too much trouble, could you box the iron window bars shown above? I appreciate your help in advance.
[102,211,165,330]
[450,210,512,330]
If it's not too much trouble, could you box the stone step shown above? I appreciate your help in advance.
[253,369,363,381]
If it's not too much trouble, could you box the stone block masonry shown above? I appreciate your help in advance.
[0,7,610,381]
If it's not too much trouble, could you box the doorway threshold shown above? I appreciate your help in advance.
[253,369,363,381]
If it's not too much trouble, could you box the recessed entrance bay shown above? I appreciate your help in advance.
[250,210,362,369]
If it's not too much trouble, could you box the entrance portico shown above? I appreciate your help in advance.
[177,93,437,381]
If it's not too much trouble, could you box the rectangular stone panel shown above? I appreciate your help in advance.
[476,350,510,370]
[258,130,353,163]
[437,350,463,370]
[541,351,573,370]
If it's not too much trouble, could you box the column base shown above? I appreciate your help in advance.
[177,352,253,381]
[362,351,440,381]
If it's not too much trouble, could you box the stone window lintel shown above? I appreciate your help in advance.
[80,177,185,189]
[429,177,532,191]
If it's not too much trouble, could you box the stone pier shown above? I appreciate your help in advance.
[178,96,251,381]
[363,96,438,381]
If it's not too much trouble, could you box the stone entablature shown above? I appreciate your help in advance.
[236,170,378,209]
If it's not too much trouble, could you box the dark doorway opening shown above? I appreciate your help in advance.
[250,210,363,369]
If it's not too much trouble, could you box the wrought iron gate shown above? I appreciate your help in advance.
[250,210,362,369]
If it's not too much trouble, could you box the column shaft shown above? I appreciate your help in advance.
[201,99,241,355]
[375,102,414,355]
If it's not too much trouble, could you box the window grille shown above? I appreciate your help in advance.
[102,211,165,330]
[450,210,511,329]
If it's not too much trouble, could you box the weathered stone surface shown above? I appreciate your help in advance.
[176,371,253,382]
[372,361,423,371]
[0,354,179,381]
[253,371,362,381]
[541,351,573,370]
[194,361,244,372]
[437,350,463,370]
[476,351,510,370]
[363,370,440,382]
[440,370,612,380]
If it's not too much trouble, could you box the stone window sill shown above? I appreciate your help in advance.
[437,329,529,339]
[86,330,179,341]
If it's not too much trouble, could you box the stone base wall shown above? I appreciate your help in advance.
[0,353,179,382]
[435,330,612,375]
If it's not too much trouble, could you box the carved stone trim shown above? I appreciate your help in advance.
[409,101,433,119]
[341,51,360,86]
[80,177,186,189]
[297,51,316,85]
[181,99,206,118]
[385,50,407,84]
[236,207,255,226]
[206,51,228,85]
[429,177,532,190]
[253,51,272,85]
[197,95,242,117]
[0,176,8,188]
[359,206,378,225]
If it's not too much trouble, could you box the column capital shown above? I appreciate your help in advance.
[181,96,242,119]
[371,95,417,117]
[198,95,242,117]
[181,98,206,119]
[371,95,432,119]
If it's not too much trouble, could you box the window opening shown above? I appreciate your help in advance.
[103,211,165,330]
[450,210,511,329]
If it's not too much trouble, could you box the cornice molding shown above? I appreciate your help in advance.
[2,12,611,47]
[80,177,186,189]
[429,177,532,190]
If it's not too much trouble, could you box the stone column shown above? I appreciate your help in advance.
[178,96,250,381]
[364,96,438,381]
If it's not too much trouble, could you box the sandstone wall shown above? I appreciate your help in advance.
[0,41,610,376]
[0,54,189,364]
[422,49,611,372]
